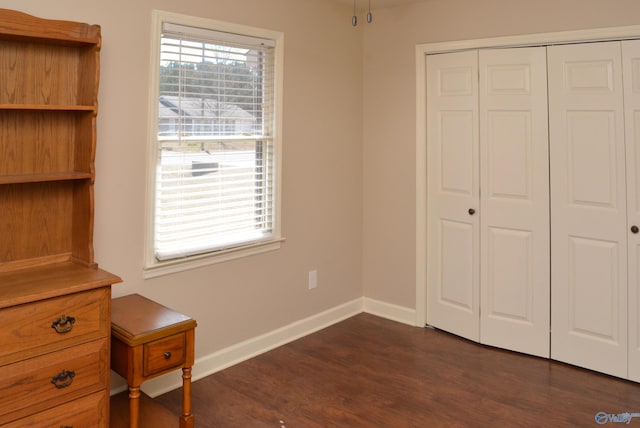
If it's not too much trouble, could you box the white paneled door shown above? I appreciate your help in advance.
[426,48,550,358]
[427,36,640,382]
[426,50,480,342]
[548,41,628,378]
[623,40,640,382]
[478,47,550,358]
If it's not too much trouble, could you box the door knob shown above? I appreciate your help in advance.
[468,208,476,215]
[632,225,639,234]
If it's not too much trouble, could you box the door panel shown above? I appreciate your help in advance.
[439,220,475,310]
[623,39,640,382]
[549,41,627,378]
[486,111,532,199]
[479,47,550,358]
[485,227,533,322]
[566,111,619,207]
[440,111,475,194]
[427,50,480,341]
[569,237,620,341]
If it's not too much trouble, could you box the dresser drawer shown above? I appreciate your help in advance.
[0,337,108,424]
[2,390,108,428]
[0,288,109,366]
[144,332,186,377]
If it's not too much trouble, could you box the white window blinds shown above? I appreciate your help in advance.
[154,21,277,261]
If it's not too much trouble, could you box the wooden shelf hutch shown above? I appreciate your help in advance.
[0,8,121,426]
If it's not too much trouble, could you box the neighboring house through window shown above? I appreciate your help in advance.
[145,10,284,277]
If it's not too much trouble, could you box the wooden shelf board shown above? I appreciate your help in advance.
[0,104,96,112]
[0,260,122,309]
[0,172,92,185]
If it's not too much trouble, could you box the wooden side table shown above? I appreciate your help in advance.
[111,294,197,428]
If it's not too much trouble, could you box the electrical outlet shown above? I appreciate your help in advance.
[308,270,318,289]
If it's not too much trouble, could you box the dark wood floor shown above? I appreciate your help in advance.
[146,313,640,427]
[111,390,177,428]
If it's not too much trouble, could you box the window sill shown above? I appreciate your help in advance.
[143,237,285,279]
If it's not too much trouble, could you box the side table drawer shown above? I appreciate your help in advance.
[144,333,186,377]
[0,337,109,424]
[0,288,109,365]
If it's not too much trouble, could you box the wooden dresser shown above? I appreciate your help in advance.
[0,8,121,426]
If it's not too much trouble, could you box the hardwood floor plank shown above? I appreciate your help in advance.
[110,390,178,428]
[154,313,640,427]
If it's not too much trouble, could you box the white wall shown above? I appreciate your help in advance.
[362,0,640,310]
[8,0,640,396]
[0,0,365,388]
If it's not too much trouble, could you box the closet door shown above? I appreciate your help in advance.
[548,41,628,378]
[478,47,550,358]
[623,39,640,382]
[426,50,480,341]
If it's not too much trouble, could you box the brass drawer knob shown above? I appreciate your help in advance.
[51,315,76,334]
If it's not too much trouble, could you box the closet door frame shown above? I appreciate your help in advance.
[416,24,640,329]
[623,40,640,382]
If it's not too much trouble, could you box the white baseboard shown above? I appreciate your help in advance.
[113,296,417,398]
[138,297,364,398]
[362,297,417,326]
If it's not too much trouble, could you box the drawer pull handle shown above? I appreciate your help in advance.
[164,351,172,360]
[51,315,76,334]
[51,369,75,389]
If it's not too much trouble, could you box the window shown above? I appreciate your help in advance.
[145,11,283,276]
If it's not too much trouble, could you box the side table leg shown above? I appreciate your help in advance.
[180,366,195,428]
[129,385,141,428]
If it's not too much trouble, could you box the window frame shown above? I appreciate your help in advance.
[144,10,284,278]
